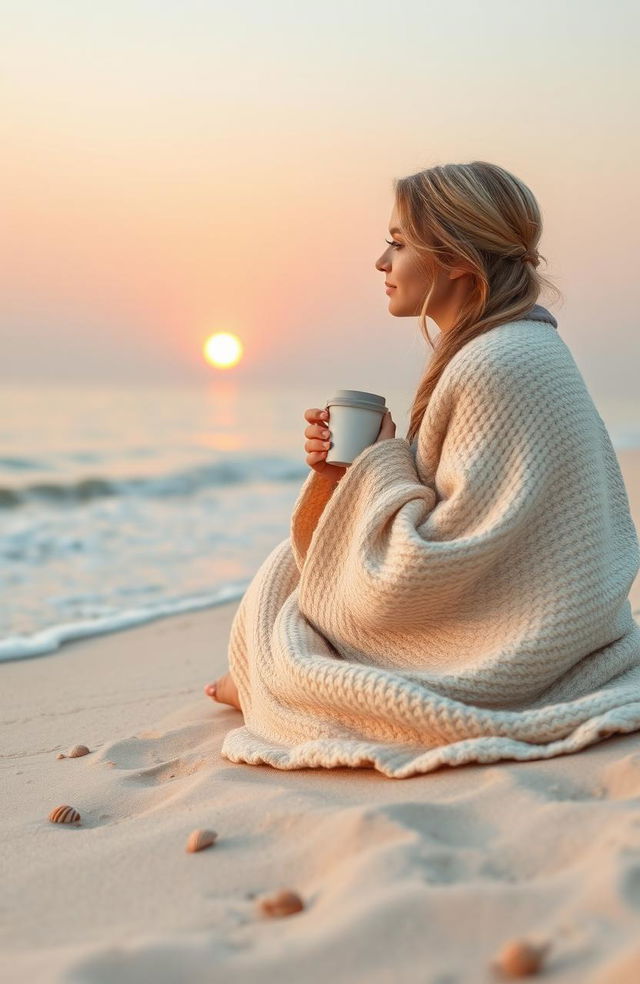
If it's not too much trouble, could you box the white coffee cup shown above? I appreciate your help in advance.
[324,389,388,466]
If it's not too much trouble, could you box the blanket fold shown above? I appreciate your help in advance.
[221,308,640,778]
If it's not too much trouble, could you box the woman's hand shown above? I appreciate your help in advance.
[374,409,396,443]
[304,407,347,483]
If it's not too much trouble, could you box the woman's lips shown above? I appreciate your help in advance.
[385,285,396,294]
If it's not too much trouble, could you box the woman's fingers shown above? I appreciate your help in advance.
[305,423,331,439]
[305,438,330,453]
[304,407,331,447]
[304,407,329,424]
[303,407,345,482]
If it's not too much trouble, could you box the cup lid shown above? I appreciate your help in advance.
[325,389,387,411]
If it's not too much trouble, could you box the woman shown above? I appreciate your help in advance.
[204,161,640,778]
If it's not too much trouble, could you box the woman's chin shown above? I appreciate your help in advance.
[387,296,406,315]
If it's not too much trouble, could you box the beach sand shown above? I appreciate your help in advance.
[2,450,640,984]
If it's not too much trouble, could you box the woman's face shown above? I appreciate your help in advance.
[375,203,474,330]
[374,204,429,318]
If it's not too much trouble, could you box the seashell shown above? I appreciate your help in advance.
[493,938,551,977]
[185,828,217,853]
[48,805,81,825]
[258,889,304,918]
[68,744,90,758]
[56,753,65,759]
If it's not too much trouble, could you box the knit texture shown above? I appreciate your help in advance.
[221,307,640,778]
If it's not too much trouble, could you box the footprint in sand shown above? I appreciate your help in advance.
[96,721,216,786]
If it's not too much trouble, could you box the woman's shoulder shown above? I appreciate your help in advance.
[422,318,597,443]
[442,316,571,396]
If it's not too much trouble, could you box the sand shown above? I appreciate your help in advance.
[2,449,640,984]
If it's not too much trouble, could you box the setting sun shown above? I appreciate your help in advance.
[203,332,243,369]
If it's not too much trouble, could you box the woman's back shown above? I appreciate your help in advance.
[220,308,640,777]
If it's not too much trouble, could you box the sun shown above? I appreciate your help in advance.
[203,332,243,369]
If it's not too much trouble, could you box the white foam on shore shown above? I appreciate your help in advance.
[0,583,247,663]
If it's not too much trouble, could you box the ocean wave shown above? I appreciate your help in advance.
[0,456,51,472]
[0,583,248,662]
[0,454,308,508]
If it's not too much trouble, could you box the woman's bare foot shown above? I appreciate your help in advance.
[204,672,241,711]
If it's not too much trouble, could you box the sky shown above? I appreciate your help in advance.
[2,0,639,402]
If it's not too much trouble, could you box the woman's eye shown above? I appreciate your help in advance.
[385,239,402,249]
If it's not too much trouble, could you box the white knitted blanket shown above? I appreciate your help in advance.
[222,308,640,778]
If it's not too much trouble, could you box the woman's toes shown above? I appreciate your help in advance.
[213,672,241,710]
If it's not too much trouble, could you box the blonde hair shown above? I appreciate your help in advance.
[393,161,564,445]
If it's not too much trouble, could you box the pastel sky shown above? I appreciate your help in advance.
[2,0,639,401]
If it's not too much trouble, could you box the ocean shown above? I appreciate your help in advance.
[2,379,639,662]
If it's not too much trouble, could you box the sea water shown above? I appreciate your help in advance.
[1,380,638,661]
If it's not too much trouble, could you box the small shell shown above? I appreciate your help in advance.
[56,753,65,760]
[258,889,304,918]
[48,805,81,825]
[493,938,551,977]
[185,828,217,853]
[68,744,90,758]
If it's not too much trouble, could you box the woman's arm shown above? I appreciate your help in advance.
[290,469,341,574]
[291,406,397,573]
